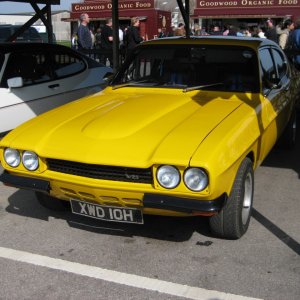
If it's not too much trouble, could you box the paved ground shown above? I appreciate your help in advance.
[0,118,299,300]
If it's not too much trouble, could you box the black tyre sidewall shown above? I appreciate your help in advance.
[209,158,254,239]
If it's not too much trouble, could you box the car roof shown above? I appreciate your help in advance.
[142,36,278,48]
[0,42,72,53]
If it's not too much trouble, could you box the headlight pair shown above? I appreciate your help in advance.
[4,148,39,171]
[157,165,208,192]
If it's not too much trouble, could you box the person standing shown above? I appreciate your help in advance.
[157,28,166,38]
[100,18,113,66]
[279,19,294,50]
[125,17,144,56]
[287,17,300,67]
[265,19,278,43]
[77,13,92,50]
[95,28,102,49]
[90,29,95,48]
[174,23,185,36]
[210,25,222,35]
[71,33,78,49]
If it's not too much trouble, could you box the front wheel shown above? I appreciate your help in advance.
[209,157,254,239]
[35,192,70,211]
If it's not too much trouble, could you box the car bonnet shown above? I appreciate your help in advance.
[2,89,242,168]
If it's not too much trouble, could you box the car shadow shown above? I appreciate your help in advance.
[4,189,300,252]
[5,189,212,242]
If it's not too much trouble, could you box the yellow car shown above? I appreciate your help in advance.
[0,37,299,239]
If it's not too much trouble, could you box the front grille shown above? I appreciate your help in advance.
[47,158,153,184]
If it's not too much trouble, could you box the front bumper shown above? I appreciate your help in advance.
[0,171,225,215]
[0,171,50,193]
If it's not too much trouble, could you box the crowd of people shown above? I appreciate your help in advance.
[155,18,300,67]
[72,13,144,67]
[156,18,298,51]
[72,13,300,68]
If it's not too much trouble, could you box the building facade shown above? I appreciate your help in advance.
[68,0,172,40]
[68,0,300,39]
[193,0,300,31]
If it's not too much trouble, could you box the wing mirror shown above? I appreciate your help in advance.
[7,77,24,88]
[263,77,282,97]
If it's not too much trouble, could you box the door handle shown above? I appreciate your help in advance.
[48,84,60,89]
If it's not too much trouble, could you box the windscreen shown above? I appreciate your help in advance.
[113,44,260,92]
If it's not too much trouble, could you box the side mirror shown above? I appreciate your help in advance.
[7,77,23,88]
[263,72,281,89]
[263,77,282,97]
[103,72,114,84]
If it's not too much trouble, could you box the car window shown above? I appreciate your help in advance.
[271,48,288,79]
[51,52,86,79]
[13,26,41,42]
[2,52,52,87]
[29,27,41,39]
[113,45,260,93]
[259,48,277,89]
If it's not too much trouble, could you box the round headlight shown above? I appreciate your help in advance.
[184,168,208,192]
[157,165,180,189]
[22,151,39,171]
[4,148,20,167]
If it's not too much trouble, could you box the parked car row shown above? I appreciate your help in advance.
[0,42,112,136]
[0,36,299,239]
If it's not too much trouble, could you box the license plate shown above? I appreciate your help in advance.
[70,199,143,224]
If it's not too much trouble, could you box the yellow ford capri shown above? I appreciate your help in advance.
[1,37,299,239]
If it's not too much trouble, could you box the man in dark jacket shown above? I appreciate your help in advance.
[77,13,92,50]
[125,17,143,56]
[287,17,300,68]
[265,19,278,43]
[100,18,113,66]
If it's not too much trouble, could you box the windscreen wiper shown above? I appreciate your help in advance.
[183,82,224,93]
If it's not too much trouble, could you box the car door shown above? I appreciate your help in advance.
[258,46,291,160]
[0,49,72,133]
[261,46,292,132]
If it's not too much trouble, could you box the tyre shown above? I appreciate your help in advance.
[278,111,297,149]
[209,157,254,239]
[35,192,70,211]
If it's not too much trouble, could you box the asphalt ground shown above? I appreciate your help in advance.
[0,115,299,300]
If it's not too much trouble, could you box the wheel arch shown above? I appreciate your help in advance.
[246,151,255,165]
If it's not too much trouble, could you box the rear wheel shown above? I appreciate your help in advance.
[209,157,254,239]
[35,192,70,211]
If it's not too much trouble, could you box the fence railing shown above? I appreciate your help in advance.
[76,48,127,67]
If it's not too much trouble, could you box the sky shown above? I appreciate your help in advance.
[0,0,75,14]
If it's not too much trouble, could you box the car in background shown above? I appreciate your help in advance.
[0,42,112,135]
[32,25,57,43]
[0,37,299,239]
[0,25,43,43]
[38,32,57,43]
